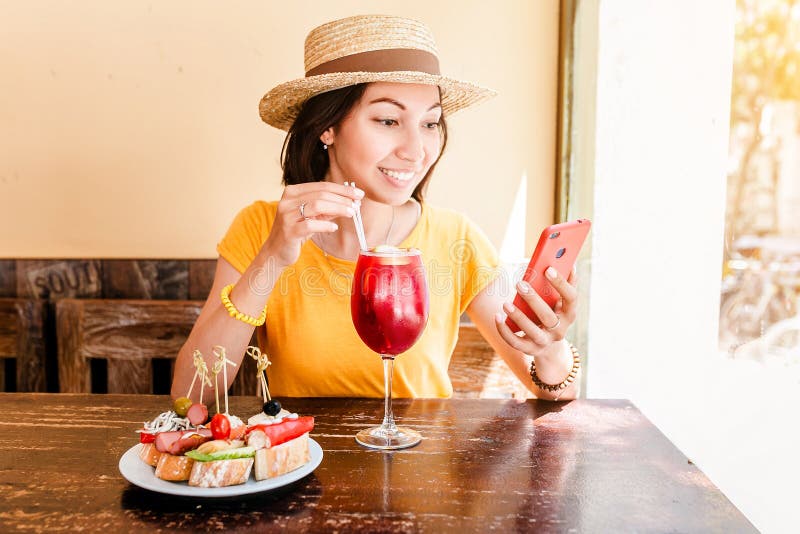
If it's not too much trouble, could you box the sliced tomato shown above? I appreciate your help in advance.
[247,416,314,447]
[139,431,156,444]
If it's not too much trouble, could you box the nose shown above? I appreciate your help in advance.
[396,126,425,163]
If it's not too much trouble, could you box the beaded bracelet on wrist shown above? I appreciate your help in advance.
[529,343,581,393]
[220,284,267,327]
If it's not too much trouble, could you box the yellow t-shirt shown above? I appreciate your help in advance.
[217,200,499,398]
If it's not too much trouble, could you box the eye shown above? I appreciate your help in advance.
[424,121,440,129]
[375,118,398,126]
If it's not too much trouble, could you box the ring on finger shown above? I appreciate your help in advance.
[545,314,561,331]
[299,202,308,220]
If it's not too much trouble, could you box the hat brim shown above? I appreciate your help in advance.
[259,71,496,131]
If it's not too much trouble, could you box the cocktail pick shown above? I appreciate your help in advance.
[198,354,213,406]
[246,345,272,403]
[186,350,202,399]
[187,350,212,403]
[212,345,237,415]
[211,359,222,415]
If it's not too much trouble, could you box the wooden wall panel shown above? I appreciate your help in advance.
[16,260,102,299]
[102,260,189,299]
[0,298,46,392]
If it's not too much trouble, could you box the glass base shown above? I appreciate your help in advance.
[355,426,422,450]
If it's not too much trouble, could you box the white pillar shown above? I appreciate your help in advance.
[568,1,800,532]
[584,0,733,399]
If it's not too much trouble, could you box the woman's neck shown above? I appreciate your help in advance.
[314,196,420,260]
[356,196,396,243]
[319,197,394,257]
[314,174,420,259]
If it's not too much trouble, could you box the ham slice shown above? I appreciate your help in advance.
[154,431,183,453]
[167,430,212,456]
[154,428,212,454]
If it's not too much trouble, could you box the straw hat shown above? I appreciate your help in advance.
[259,15,496,131]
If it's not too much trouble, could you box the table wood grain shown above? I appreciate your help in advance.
[0,394,755,533]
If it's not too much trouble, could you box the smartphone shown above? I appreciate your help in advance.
[505,219,591,334]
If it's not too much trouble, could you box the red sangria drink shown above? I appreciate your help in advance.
[351,247,429,450]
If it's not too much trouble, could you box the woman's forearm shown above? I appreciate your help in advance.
[467,282,581,400]
[471,314,579,400]
[170,249,287,401]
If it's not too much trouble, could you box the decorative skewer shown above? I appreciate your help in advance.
[187,350,201,398]
[187,350,212,404]
[211,359,222,415]
[212,345,236,415]
[198,357,212,406]
[246,346,272,403]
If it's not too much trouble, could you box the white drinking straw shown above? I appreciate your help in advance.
[345,181,368,251]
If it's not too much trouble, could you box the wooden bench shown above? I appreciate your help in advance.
[0,298,47,392]
[57,299,201,394]
[55,299,527,398]
[451,324,531,399]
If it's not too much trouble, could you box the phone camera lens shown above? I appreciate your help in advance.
[549,232,560,239]
[556,247,566,258]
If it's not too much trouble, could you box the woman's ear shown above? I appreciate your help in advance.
[319,127,334,146]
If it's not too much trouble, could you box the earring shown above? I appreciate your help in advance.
[322,143,328,151]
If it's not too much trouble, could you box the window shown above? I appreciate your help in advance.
[720,0,800,362]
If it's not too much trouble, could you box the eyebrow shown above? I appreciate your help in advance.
[368,97,442,112]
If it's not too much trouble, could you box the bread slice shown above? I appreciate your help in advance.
[188,458,254,488]
[138,443,162,467]
[155,453,195,481]
[253,432,310,481]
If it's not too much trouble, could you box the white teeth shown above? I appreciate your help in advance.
[380,168,414,181]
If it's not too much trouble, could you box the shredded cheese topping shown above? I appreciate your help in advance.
[138,410,192,434]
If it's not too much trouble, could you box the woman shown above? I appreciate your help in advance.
[171,15,580,401]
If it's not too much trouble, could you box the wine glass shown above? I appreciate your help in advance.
[351,247,429,450]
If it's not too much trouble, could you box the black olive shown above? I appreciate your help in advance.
[263,400,281,416]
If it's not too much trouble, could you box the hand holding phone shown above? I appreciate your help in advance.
[505,219,591,333]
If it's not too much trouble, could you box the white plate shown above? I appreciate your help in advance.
[118,439,323,497]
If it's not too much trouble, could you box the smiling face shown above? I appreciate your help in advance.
[321,82,443,205]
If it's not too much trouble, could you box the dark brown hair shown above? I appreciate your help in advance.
[280,83,448,202]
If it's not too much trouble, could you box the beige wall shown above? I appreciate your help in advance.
[0,1,559,258]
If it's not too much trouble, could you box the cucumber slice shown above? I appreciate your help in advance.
[185,446,256,462]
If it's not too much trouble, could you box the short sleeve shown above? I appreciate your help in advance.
[216,201,277,274]
[456,217,500,313]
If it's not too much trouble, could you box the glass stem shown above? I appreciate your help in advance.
[381,355,397,433]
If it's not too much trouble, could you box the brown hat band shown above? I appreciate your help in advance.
[305,48,441,77]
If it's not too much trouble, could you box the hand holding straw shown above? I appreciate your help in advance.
[344,181,368,251]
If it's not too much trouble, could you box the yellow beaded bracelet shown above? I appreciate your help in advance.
[220,284,267,327]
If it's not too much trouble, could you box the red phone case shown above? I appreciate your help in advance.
[505,219,591,333]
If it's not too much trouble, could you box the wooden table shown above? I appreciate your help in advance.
[0,394,755,533]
